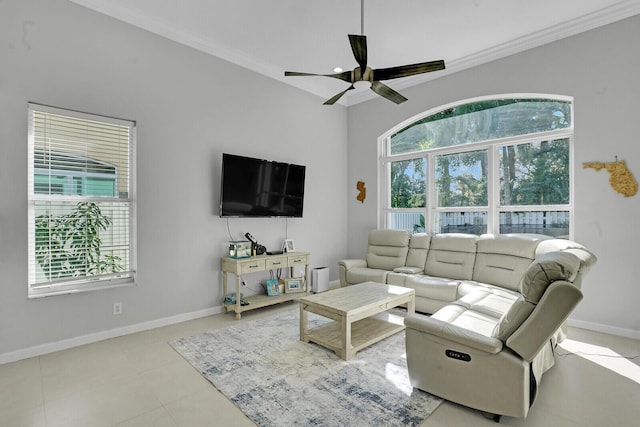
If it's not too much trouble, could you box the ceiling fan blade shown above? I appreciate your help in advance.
[323,85,355,105]
[285,70,352,83]
[373,60,445,81]
[348,34,367,74]
[370,81,408,104]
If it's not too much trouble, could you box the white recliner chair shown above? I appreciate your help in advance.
[404,251,587,421]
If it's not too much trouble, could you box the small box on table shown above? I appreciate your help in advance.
[228,241,252,258]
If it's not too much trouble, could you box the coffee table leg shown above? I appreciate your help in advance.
[300,303,309,342]
[341,316,352,360]
[407,295,416,315]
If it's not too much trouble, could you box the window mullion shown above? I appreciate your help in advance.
[427,153,436,234]
[487,145,500,234]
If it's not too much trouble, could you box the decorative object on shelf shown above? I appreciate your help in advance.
[223,293,250,306]
[583,156,638,197]
[284,239,295,252]
[245,232,266,255]
[228,240,252,258]
[284,0,445,105]
[356,180,366,203]
[266,279,279,296]
[284,277,304,293]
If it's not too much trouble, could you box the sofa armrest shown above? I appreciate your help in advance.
[405,313,503,354]
[338,259,368,286]
[338,259,367,270]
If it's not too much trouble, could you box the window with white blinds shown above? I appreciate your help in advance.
[27,103,136,297]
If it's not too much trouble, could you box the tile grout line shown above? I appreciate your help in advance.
[37,355,49,427]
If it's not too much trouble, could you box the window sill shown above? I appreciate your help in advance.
[28,277,136,299]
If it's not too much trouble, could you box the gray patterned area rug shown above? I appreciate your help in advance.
[169,308,442,427]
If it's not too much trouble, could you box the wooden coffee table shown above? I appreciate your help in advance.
[299,281,415,360]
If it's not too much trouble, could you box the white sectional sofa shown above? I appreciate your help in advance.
[338,230,596,420]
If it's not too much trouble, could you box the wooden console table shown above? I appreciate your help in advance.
[221,252,310,319]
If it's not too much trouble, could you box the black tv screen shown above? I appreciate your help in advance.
[220,153,306,217]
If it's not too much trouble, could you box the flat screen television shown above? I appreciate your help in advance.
[219,153,306,218]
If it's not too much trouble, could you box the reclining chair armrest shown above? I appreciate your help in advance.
[405,314,503,354]
[338,259,368,287]
[507,281,583,361]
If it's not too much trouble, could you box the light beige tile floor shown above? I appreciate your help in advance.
[1,302,639,426]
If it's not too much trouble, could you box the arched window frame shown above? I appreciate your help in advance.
[378,94,574,239]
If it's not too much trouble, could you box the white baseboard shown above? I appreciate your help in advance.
[3,303,636,366]
[0,305,224,365]
[567,318,640,340]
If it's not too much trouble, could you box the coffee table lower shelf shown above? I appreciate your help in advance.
[303,312,405,359]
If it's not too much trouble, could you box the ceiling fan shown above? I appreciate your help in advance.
[284,0,445,105]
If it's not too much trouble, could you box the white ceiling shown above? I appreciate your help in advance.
[70,0,640,106]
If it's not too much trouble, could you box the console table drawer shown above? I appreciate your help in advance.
[266,257,287,270]
[240,259,266,274]
[288,254,308,266]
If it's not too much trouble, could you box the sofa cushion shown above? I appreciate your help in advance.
[366,229,410,270]
[424,234,478,280]
[393,266,424,274]
[404,233,431,271]
[453,287,520,319]
[472,234,547,292]
[405,276,459,301]
[535,240,597,289]
[521,251,580,304]
[431,304,499,338]
[386,272,410,286]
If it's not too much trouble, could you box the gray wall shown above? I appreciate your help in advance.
[1,0,638,359]
[347,15,640,336]
[0,0,348,357]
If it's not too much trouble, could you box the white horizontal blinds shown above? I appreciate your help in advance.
[32,108,130,198]
[28,104,135,294]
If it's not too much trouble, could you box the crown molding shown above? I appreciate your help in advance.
[68,0,334,101]
[70,0,640,107]
[346,0,640,106]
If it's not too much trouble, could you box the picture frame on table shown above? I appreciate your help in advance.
[284,239,295,253]
[266,279,280,296]
[284,278,304,293]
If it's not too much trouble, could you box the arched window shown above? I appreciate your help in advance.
[379,95,573,238]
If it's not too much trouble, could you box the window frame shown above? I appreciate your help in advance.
[27,103,137,298]
[378,94,574,238]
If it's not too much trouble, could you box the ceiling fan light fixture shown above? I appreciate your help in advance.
[353,80,371,89]
[283,0,445,105]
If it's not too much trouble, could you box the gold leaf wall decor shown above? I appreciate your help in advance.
[583,159,638,197]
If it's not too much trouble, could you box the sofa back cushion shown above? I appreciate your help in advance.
[366,229,410,270]
[424,234,478,280]
[535,239,597,289]
[403,233,431,271]
[473,234,548,291]
[521,251,580,304]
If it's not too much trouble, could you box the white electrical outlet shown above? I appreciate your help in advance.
[113,302,122,315]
